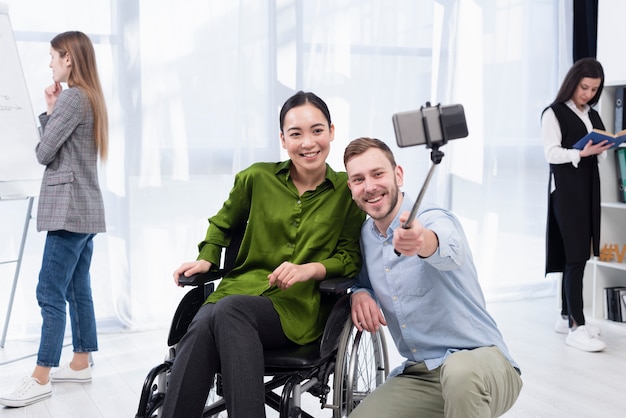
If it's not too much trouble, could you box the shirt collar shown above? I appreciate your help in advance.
[392,192,414,228]
[565,99,589,116]
[275,160,340,189]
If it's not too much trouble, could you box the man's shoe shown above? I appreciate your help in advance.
[565,326,606,352]
[0,376,51,407]
[50,363,92,384]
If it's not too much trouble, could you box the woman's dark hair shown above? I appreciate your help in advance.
[551,57,605,107]
[279,91,331,132]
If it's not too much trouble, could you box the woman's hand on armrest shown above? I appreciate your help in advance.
[173,260,212,287]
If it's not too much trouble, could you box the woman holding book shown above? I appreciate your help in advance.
[541,57,612,352]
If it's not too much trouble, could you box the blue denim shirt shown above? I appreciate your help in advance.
[353,196,519,377]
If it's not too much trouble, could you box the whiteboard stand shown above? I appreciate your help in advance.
[0,196,34,348]
[1,3,45,348]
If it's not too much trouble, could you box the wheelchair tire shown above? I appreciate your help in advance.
[203,374,228,417]
[135,361,170,418]
[332,319,389,418]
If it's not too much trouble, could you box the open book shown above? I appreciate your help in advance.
[572,128,626,150]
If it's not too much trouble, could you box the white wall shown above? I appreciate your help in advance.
[597,0,626,84]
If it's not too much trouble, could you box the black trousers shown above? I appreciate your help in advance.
[560,261,587,327]
[161,295,295,418]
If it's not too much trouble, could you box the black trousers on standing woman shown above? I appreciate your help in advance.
[560,261,587,327]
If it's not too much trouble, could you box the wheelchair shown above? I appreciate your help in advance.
[135,233,389,418]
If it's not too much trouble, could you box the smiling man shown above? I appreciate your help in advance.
[343,137,522,418]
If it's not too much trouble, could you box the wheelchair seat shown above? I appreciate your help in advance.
[136,231,388,418]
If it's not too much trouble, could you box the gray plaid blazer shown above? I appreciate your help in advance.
[36,87,106,234]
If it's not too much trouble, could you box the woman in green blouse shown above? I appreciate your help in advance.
[161,91,365,418]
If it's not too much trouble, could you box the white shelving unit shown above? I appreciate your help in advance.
[583,82,626,320]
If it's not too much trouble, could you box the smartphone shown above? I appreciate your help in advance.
[392,104,468,148]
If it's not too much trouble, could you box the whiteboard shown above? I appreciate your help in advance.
[0,3,43,198]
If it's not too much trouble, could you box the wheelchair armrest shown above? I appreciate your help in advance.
[319,277,356,294]
[177,270,226,287]
[178,272,355,292]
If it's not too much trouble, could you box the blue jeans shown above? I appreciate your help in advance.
[36,230,98,367]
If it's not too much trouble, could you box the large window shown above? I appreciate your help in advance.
[1,0,564,338]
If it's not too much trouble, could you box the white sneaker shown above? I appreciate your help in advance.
[554,317,569,334]
[565,326,606,352]
[0,376,51,407]
[50,363,92,384]
[554,317,601,337]
[585,324,601,338]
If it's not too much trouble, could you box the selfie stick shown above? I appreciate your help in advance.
[402,152,441,228]
[395,103,447,256]
[401,102,447,229]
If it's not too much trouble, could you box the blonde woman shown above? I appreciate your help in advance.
[0,31,108,407]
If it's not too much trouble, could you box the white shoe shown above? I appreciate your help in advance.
[0,376,51,407]
[585,324,601,338]
[565,326,606,352]
[50,362,92,384]
[555,317,601,337]
[554,317,569,334]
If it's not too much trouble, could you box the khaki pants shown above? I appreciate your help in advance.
[349,346,523,418]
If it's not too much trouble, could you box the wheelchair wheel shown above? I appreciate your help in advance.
[332,319,389,418]
[137,347,226,418]
[135,351,172,418]
[203,374,227,417]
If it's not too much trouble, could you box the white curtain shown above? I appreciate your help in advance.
[0,0,568,339]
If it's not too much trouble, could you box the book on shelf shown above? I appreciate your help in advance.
[616,147,626,203]
[572,128,626,150]
[614,287,626,322]
[621,291,626,323]
[605,287,617,321]
[604,286,626,322]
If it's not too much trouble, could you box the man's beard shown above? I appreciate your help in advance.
[361,182,399,221]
